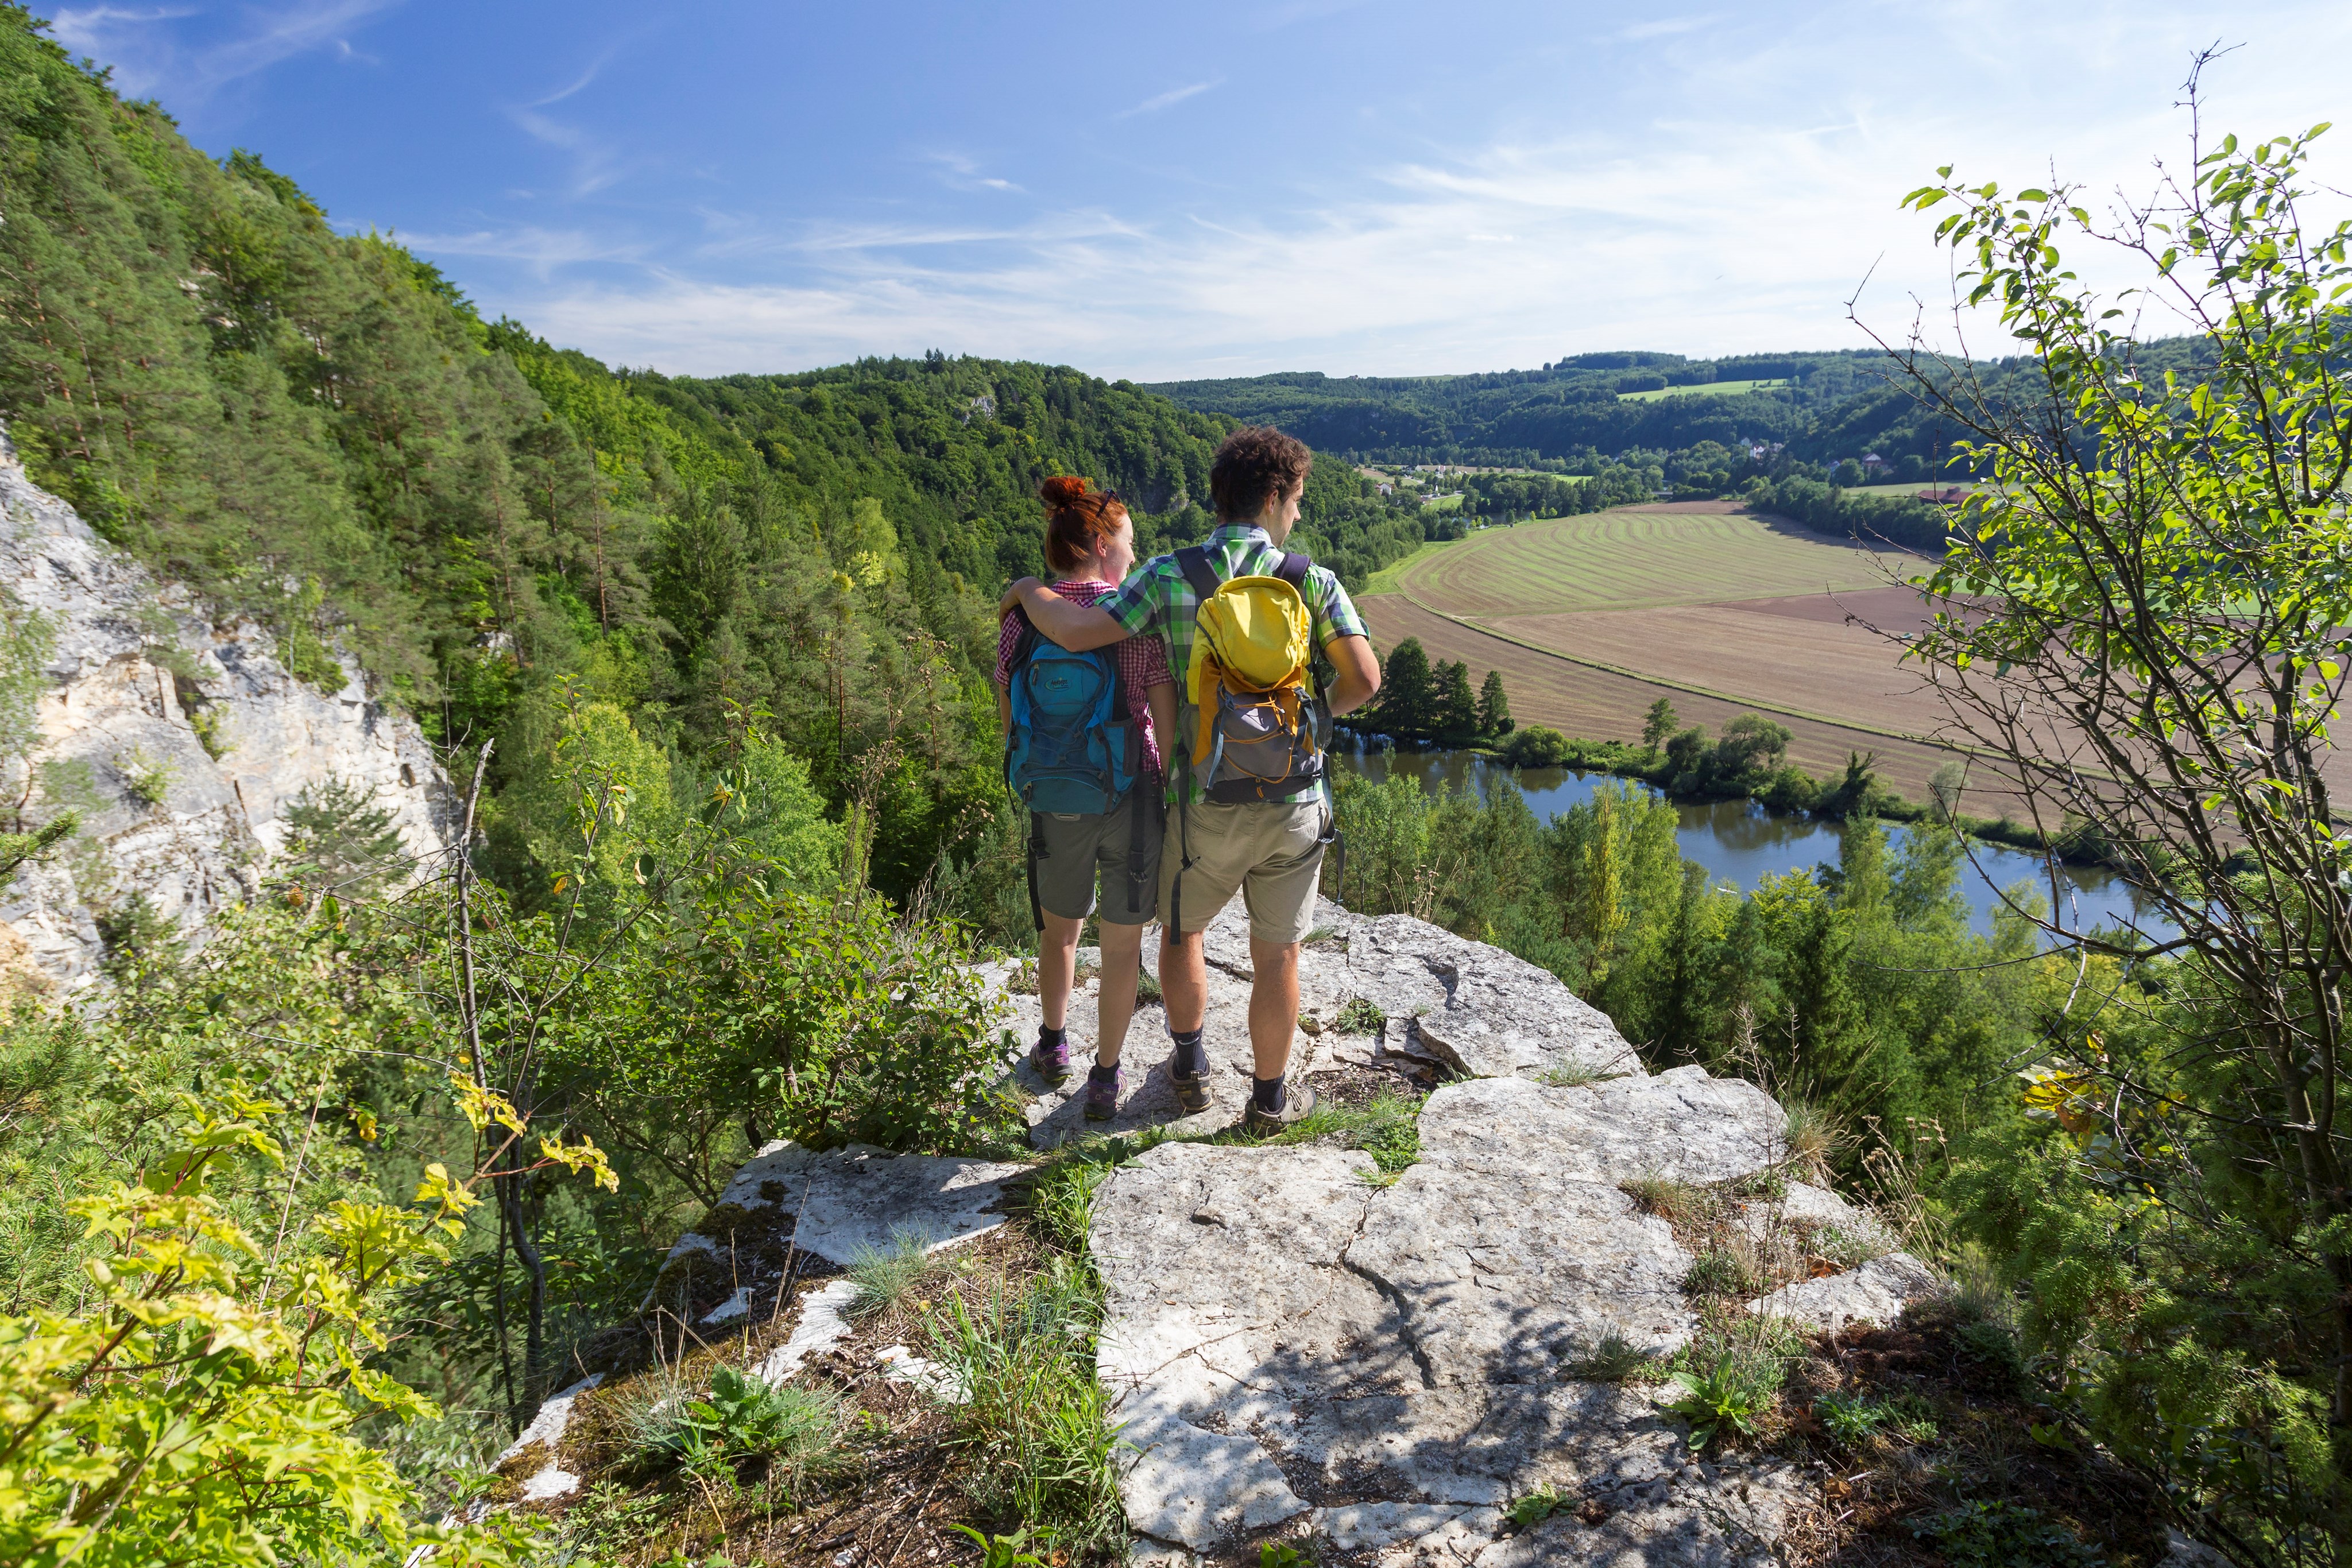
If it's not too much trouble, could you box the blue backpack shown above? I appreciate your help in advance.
[1004,611,1142,815]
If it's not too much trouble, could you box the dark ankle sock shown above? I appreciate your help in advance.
[1038,1024,1066,1048]
[1252,1074,1287,1114]
[1089,1061,1119,1084]
[1170,1028,1207,1077]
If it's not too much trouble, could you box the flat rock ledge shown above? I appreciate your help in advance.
[980,899,1640,1149]
[1079,908,1940,1563]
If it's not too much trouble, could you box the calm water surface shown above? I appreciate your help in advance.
[1334,737,2165,940]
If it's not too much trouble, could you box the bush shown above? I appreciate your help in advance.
[1503,725,1570,768]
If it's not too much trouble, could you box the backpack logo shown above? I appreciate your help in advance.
[1005,620,1138,815]
[1178,548,1325,804]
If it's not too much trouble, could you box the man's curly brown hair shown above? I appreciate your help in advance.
[1208,426,1312,522]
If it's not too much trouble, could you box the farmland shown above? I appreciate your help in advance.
[1360,501,1968,802]
[1617,377,1792,401]
[1402,503,1897,617]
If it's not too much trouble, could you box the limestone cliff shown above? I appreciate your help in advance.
[0,424,455,994]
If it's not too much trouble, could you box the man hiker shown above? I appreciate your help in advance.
[999,426,1380,1132]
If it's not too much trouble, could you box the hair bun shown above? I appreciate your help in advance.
[1039,475,1090,508]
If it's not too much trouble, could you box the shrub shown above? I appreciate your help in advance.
[1503,726,1570,768]
[1912,1500,2102,1568]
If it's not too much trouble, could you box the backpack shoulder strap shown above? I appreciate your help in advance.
[1175,545,1221,602]
[1004,604,1042,677]
[1274,551,1310,586]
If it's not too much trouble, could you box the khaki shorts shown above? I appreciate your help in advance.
[1159,798,1331,946]
[1029,792,1163,926]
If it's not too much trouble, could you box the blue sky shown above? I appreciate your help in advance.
[45,0,2352,380]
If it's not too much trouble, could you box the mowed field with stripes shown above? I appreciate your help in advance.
[1359,501,1970,803]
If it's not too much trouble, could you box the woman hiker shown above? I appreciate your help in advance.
[996,477,1178,1118]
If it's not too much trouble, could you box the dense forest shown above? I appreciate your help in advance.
[0,8,2342,1567]
[1152,340,2218,486]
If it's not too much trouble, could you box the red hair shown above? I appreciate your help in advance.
[1039,475,1129,574]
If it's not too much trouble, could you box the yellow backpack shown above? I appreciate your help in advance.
[1176,546,1326,803]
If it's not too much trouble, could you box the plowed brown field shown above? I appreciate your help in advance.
[1357,593,1966,803]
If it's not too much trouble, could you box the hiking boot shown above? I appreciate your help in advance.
[1084,1064,1122,1121]
[1169,1062,1212,1114]
[1244,1082,1318,1135]
[1028,1031,1071,1086]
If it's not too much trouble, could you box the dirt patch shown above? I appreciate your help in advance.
[1771,1304,2173,1567]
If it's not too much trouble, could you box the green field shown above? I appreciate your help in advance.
[1617,377,1792,402]
[1362,535,1463,595]
[1395,506,1891,618]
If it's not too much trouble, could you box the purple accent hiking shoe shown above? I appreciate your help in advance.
[1084,1065,1122,1121]
[1029,1031,1071,1085]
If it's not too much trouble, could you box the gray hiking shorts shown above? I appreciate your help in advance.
[1028,791,1165,926]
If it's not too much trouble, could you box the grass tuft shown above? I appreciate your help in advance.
[1272,1089,1422,1176]
[1331,996,1386,1035]
[845,1224,943,1318]
[1778,1097,1846,1176]
[1620,1172,1703,1225]
[1563,1330,1657,1383]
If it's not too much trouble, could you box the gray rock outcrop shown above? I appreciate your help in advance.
[0,424,453,992]
[1050,903,1939,1563]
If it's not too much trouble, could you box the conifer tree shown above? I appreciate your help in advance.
[1436,660,1479,743]
[1476,669,1512,736]
[1378,637,1435,735]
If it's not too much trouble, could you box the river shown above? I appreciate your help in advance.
[1333,737,2165,940]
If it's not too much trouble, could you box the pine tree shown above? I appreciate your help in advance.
[1476,669,1512,737]
[1378,637,1435,735]
[1435,660,1478,743]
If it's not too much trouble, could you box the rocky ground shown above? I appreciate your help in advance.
[470,900,2192,1568]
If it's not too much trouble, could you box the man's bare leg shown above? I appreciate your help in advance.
[1247,936,1301,1082]
[1161,924,1208,1034]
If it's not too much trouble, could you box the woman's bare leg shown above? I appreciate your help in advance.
[1094,919,1146,1064]
[1039,912,1085,1030]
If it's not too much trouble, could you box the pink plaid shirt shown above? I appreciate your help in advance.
[995,578,1171,779]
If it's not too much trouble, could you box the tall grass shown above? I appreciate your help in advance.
[927,1260,1124,1548]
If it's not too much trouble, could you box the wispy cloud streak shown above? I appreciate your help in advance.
[1116,79,1221,119]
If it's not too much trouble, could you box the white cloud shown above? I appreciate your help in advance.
[455,1,2352,381]
[1117,79,1221,119]
[48,0,397,102]
[1616,15,1717,41]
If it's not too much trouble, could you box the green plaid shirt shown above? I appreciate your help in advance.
[1098,524,1370,806]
